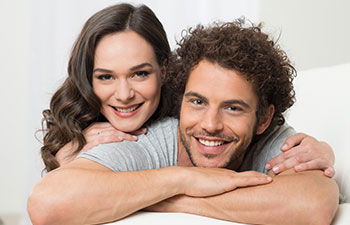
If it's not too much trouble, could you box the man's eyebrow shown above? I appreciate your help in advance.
[185,91,251,109]
[223,99,251,109]
[129,63,153,71]
[184,91,208,101]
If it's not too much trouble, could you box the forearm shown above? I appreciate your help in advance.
[149,170,339,225]
[28,159,182,225]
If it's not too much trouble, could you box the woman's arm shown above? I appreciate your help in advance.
[55,122,147,167]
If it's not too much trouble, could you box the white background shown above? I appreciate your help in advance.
[0,0,349,224]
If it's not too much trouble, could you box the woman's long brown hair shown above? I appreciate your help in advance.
[41,3,172,172]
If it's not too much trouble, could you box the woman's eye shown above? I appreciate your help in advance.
[133,71,150,77]
[97,74,113,80]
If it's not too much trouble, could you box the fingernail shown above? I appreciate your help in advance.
[295,165,302,171]
[265,163,271,170]
[281,144,288,150]
[118,136,123,141]
[132,135,138,140]
[273,166,279,173]
[267,177,272,182]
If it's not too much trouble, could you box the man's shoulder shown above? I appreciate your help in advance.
[147,117,179,131]
[240,123,296,173]
[78,117,179,171]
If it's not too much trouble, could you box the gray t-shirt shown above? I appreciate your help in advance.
[79,117,295,173]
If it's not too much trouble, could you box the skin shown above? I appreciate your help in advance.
[54,33,336,174]
[178,60,274,169]
[93,30,163,132]
[27,59,339,225]
[55,30,163,165]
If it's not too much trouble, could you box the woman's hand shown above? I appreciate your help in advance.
[265,133,335,177]
[80,122,147,152]
[56,122,147,167]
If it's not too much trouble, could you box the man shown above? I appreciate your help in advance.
[28,20,339,225]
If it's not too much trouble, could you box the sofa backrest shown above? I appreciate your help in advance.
[286,63,350,203]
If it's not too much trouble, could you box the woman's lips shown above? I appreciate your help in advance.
[110,103,143,118]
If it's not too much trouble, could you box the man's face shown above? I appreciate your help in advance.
[179,60,267,169]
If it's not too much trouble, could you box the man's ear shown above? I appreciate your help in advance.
[256,104,275,135]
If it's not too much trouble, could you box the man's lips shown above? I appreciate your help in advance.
[191,133,239,155]
[196,137,226,147]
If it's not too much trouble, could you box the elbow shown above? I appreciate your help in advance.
[288,175,339,225]
[273,171,339,225]
[307,179,339,225]
[27,180,70,225]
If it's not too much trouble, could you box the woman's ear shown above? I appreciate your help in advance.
[256,104,275,135]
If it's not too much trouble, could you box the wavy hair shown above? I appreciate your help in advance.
[169,18,296,134]
[41,3,172,172]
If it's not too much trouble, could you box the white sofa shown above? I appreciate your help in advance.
[107,63,350,225]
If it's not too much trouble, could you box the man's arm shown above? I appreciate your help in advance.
[146,169,339,225]
[27,158,271,225]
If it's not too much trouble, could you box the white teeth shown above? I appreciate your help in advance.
[115,105,138,113]
[198,139,224,147]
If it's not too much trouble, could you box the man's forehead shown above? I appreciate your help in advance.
[185,60,256,103]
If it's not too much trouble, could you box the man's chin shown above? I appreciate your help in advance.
[192,157,229,168]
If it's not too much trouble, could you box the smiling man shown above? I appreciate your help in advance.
[28,19,339,225]
[178,60,271,169]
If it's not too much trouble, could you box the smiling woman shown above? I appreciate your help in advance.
[41,3,174,172]
[92,31,163,132]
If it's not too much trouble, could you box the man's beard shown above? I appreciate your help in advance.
[178,125,254,169]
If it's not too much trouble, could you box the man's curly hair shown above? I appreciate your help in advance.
[168,18,296,133]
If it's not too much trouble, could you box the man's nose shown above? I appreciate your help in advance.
[114,80,135,102]
[200,108,224,133]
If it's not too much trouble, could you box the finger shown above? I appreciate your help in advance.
[266,145,306,170]
[84,124,115,136]
[97,129,138,141]
[232,173,272,189]
[324,167,335,178]
[294,159,329,173]
[280,133,308,151]
[265,153,287,170]
[270,157,300,174]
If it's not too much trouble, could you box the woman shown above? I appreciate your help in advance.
[41,3,175,172]
[41,3,334,176]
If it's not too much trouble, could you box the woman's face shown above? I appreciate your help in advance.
[92,30,163,132]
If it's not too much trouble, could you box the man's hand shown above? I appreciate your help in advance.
[180,167,272,197]
[265,133,335,177]
[146,169,272,212]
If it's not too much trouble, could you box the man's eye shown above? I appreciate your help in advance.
[228,106,241,111]
[133,71,150,77]
[192,99,203,105]
[97,75,113,80]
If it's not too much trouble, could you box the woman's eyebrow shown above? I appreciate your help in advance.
[129,62,153,71]
[93,68,112,74]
